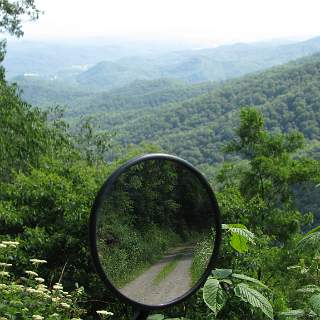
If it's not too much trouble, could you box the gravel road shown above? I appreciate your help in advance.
[119,246,194,305]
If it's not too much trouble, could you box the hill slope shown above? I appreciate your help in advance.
[77,36,320,88]
[84,54,320,166]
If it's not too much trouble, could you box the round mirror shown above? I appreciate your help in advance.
[90,154,221,308]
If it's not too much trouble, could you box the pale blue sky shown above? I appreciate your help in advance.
[20,0,320,46]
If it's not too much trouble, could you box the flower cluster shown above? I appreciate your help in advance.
[0,239,88,319]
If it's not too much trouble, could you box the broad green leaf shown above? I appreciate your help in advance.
[203,277,227,316]
[230,233,249,253]
[223,223,247,231]
[297,231,320,251]
[224,224,255,253]
[310,294,320,316]
[279,309,305,318]
[232,273,269,289]
[234,283,273,319]
[287,265,301,270]
[297,285,320,293]
[228,226,255,244]
[306,226,320,236]
[211,269,233,279]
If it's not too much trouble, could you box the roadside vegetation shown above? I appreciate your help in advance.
[1,1,320,319]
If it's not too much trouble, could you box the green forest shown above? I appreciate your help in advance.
[1,1,320,319]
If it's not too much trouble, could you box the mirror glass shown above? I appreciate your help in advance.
[95,158,218,306]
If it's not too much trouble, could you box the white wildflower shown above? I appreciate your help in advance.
[25,270,38,277]
[53,283,63,290]
[36,286,46,293]
[60,302,70,308]
[30,259,47,265]
[37,284,48,291]
[2,241,19,247]
[96,310,114,316]
[32,315,44,320]
[35,277,45,283]
[26,287,38,293]
[0,271,9,277]
[0,263,12,267]
[52,297,61,302]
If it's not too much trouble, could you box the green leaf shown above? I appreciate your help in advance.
[306,226,320,236]
[234,283,273,319]
[310,293,320,316]
[232,273,269,289]
[297,285,320,293]
[279,309,305,318]
[297,231,320,252]
[203,277,227,316]
[223,224,255,253]
[230,233,249,253]
[228,226,255,244]
[211,269,233,279]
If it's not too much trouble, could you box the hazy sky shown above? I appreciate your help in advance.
[20,0,320,45]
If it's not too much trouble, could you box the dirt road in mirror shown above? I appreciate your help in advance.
[119,245,195,305]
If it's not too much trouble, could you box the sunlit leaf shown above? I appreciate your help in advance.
[234,283,273,319]
[232,273,269,289]
[203,277,227,316]
[279,309,305,318]
[310,294,320,316]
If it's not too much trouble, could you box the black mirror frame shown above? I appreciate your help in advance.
[89,153,222,311]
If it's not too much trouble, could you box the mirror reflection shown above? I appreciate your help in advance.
[96,158,216,305]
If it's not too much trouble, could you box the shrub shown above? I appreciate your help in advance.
[0,240,87,319]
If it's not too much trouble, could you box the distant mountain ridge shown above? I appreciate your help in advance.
[7,35,320,92]
[76,36,320,89]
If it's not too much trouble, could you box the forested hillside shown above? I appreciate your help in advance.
[16,52,320,170]
[83,54,320,167]
[15,77,216,117]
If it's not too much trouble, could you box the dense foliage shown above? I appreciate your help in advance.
[85,54,320,170]
[1,4,320,318]
[18,53,320,172]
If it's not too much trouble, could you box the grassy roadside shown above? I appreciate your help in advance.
[153,254,182,285]
[190,239,213,285]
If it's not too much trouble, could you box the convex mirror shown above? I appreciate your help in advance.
[90,154,221,309]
